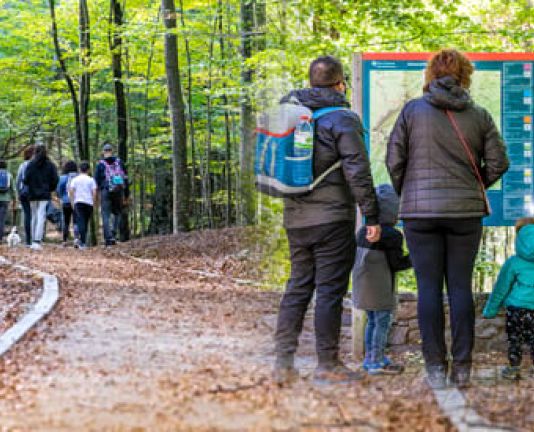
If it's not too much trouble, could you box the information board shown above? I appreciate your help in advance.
[356,52,534,226]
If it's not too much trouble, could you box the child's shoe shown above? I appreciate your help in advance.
[367,357,404,375]
[362,358,372,371]
[501,365,521,380]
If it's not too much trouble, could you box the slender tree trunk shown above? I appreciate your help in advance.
[79,0,90,160]
[218,0,232,227]
[162,0,189,232]
[109,0,128,162]
[204,15,218,229]
[239,0,265,225]
[48,0,84,159]
[178,0,197,228]
[141,7,159,235]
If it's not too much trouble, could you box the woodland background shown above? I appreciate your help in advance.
[0,0,532,289]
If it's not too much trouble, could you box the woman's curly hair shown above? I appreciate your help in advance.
[424,49,474,92]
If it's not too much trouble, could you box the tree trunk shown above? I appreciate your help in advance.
[79,0,90,160]
[239,0,265,225]
[109,0,128,162]
[178,0,197,228]
[161,0,189,232]
[204,15,218,229]
[218,0,232,227]
[48,0,84,160]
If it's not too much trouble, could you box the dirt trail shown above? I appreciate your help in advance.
[0,231,452,431]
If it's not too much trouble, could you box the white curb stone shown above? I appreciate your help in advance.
[0,257,59,357]
[432,387,514,432]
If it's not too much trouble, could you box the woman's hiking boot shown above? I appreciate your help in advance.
[450,365,471,389]
[425,365,447,390]
[501,365,521,381]
[313,360,363,385]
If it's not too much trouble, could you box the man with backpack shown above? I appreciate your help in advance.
[273,56,381,386]
[94,143,129,246]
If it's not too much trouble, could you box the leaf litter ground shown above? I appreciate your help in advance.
[0,228,529,431]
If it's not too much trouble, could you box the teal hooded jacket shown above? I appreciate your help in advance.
[483,225,534,318]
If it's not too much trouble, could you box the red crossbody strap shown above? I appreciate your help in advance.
[445,109,490,214]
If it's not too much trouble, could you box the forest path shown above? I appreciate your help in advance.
[0,230,479,431]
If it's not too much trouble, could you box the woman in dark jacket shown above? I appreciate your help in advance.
[386,49,509,389]
[24,145,59,250]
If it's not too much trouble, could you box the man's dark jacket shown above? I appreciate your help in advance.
[94,156,130,198]
[24,157,59,201]
[386,76,509,218]
[280,88,378,228]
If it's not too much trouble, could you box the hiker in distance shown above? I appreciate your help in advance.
[386,49,509,389]
[94,143,129,246]
[273,55,381,386]
[0,159,16,243]
[24,145,59,251]
[16,146,35,247]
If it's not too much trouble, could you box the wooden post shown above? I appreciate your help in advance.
[351,52,366,359]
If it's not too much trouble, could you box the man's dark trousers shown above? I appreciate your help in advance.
[275,221,355,366]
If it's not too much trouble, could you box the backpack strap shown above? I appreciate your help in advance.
[312,106,349,120]
[307,106,349,191]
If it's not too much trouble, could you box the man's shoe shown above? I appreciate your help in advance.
[426,365,447,390]
[450,365,471,389]
[272,366,299,386]
[502,365,521,381]
[313,361,363,385]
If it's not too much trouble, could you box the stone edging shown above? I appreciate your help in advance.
[433,387,514,432]
[0,257,59,357]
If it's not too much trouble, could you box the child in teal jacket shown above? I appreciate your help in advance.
[483,218,534,380]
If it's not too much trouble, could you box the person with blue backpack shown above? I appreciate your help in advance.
[57,160,79,246]
[94,143,129,246]
[272,56,381,386]
[16,146,35,246]
[0,159,15,243]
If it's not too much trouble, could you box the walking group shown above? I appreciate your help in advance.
[0,142,128,250]
[272,49,534,389]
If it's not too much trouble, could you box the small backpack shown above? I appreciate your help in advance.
[101,159,126,193]
[63,172,78,202]
[254,103,347,198]
[0,169,11,193]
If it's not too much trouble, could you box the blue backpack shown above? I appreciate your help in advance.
[255,105,347,197]
[0,169,10,193]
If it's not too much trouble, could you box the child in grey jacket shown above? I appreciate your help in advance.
[353,184,411,375]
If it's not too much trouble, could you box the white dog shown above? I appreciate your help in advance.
[6,226,21,247]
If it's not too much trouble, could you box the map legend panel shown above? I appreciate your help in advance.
[360,53,534,226]
[502,61,533,222]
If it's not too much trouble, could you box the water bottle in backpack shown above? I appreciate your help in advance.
[293,115,313,158]
[291,115,314,185]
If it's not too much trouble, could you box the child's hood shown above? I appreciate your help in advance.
[516,225,534,262]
